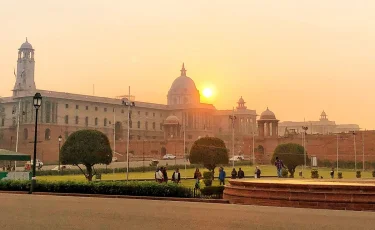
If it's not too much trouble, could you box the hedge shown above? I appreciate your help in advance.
[35,161,254,176]
[0,180,192,198]
[200,186,224,198]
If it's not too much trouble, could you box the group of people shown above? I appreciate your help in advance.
[155,167,181,184]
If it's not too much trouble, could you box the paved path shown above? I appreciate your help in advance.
[0,194,374,230]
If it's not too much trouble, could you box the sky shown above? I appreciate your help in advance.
[1,1,375,129]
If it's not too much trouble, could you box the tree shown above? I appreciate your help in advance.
[271,143,305,178]
[189,137,229,172]
[61,130,112,181]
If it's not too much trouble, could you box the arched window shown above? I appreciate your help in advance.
[45,129,51,141]
[137,121,141,129]
[65,115,69,124]
[23,128,28,140]
[85,117,89,127]
[95,117,98,126]
[152,122,155,130]
[75,116,79,125]
[104,118,107,126]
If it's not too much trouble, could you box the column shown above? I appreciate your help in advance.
[272,122,277,137]
[266,122,270,137]
[258,121,264,137]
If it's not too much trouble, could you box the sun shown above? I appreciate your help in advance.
[202,88,213,98]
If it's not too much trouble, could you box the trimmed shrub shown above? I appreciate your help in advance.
[281,168,288,178]
[338,172,343,179]
[372,171,375,178]
[356,171,361,178]
[311,169,319,179]
[203,171,213,186]
[200,186,224,198]
[0,180,192,198]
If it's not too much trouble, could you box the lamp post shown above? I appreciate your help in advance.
[302,126,308,168]
[58,135,62,172]
[122,87,135,181]
[229,107,237,168]
[30,92,42,194]
[336,134,339,173]
[351,131,357,171]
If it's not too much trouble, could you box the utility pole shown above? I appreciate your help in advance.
[229,107,236,168]
[352,131,357,171]
[183,114,186,179]
[15,99,21,171]
[122,86,135,181]
[113,108,116,163]
[252,119,255,165]
[336,134,339,173]
[362,131,365,172]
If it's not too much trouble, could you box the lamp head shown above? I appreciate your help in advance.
[33,93,42,109]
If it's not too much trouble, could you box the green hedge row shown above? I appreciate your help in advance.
[317,160,375,170]
[200,186,224,197]
[0,180,193,198]
[36,161,254,176]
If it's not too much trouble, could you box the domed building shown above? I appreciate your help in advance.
[167,63,200,105]
[257,107,279,137]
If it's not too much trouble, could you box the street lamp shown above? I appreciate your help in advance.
[122,96,135,181]
[302,126,308,169]
[30,92,42,194]
[229,108,237,168]
[58,135,62,172]
[351,131,357,171]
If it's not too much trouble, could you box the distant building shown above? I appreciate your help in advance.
[279,111,360,136]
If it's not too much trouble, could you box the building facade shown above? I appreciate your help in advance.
[0,40,363,164]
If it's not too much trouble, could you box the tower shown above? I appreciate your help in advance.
[13,38,36,96]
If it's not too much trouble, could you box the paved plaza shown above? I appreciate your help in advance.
[1,193,375,230]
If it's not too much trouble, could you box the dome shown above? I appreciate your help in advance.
[164,115,180,125]
[19,38,33,50]
[169,63,197,93]
[321,110,327,116]
[260,107,276,120]
[238,96,245,104]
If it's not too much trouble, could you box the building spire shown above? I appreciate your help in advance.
[26,37,28,42]
[180,62,186,76]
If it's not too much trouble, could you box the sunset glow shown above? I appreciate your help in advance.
[202,88,213,98]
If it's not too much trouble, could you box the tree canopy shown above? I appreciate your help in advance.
[61,129,112,181]
[189,137,229,171]
[271,143,306,177]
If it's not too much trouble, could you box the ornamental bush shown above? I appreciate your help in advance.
[372,171,375,178]
[311,169,319,179]
[200,186,224,199]
[356,171,361,178]
[338,172,343,179]
[0,180,192,198]
[203,171,213,186]
[281,168,288,178]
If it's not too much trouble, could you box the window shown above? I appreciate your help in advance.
[85,117,88,127]
[129,120,132,128]
[65,104,69,109]
[104,108,107,112]
[121,109,124,114]
[137,121,141,129]
[45,102,51,123]
[153,113,155,117]
[76,105,79,109]
[86,106,89,110]
[152,122,155,130]
[95,117,98,126]
[160,123,163,130]
[95,107,98,111]
[145,122,148,130]
[45,129,51,140]
[1,118,4,126]
[129,111,132,120]
[188,135,193,139]
[104,118,107,126]
[65,115,69,124]
[23,128,28,140]
[75,116,79,125]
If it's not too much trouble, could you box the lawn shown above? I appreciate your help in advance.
[38,165,374,188]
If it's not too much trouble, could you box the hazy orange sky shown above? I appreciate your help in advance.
[1,1,375,129]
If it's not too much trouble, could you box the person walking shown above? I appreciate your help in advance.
[238,168,245,179]
[254,166,261,179]
[330,168,334,179]
[162,166,168,183]
[219,167,226,185]
[155,167,164,183]
[194,168,202,189]
[231,168,237,179]
[274,157,286,178]
[172,168,181,184]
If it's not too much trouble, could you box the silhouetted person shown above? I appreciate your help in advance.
[162,166,168,183]
[219,167,226,185]
[274,157,286,178]
[231,168,237,179]
[238,168,245,179]
[330,168,334,179]
[172,168,181,184]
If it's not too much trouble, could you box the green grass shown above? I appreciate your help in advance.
[38,165,375,188]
